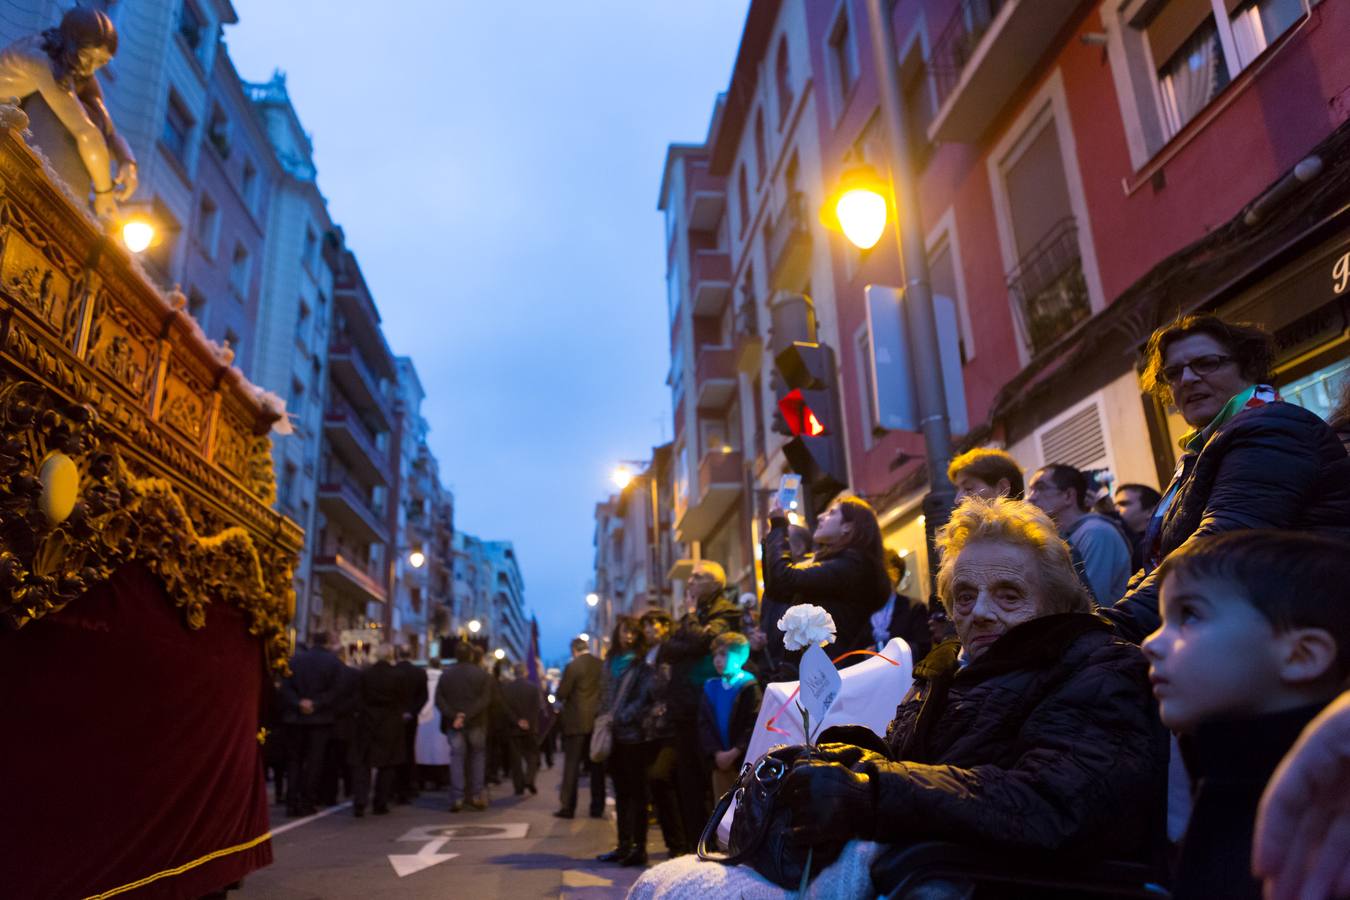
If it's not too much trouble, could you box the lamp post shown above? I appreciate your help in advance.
[835,0,958,593]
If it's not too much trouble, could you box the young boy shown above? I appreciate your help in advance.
[1142,530,1350,900]
[697,632,763,800]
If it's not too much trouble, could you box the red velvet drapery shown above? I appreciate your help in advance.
[0,562,273,898]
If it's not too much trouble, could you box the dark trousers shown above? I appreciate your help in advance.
[672,725,710,846]
[559,732,605,814]
[352,763,371,812]
[645,739,688,853]
[610,741,650,851]
[507,732,540,793]
[397,720,418,800]
[372,765,397,812]
[319,736,351,806]
[284,724,331,812]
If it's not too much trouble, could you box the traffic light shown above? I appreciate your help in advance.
[773,340,847,511]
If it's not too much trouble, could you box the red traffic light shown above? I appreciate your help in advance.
[778,389,827,437]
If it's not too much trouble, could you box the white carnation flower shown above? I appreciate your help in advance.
[777,603,837,651]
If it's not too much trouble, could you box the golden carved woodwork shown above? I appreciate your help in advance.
[0,120,301,673]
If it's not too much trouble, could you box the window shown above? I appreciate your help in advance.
[228,243,250,296]
[927,240,967,361]
[178,1,204,52]
[195,193,218,257]
[296,300,311,343]
[736,166,750,235]
[753,110,767,186]
[161,92,193,165]
[827,5,859,113]
[775,38,793,127]
[1111,0,1308,161]
[240,158,258,211]
[207,103,230,158]
[302,227,318,273]
[186,287,206,322]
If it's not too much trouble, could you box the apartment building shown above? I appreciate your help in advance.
[450,533,528,662]
[660,0,1350,596]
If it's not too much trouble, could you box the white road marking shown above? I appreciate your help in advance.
[388,836,459,877]
[396,822,530,842]
[270,802,353,836]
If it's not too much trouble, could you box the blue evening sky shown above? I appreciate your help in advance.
[226,1,750,662]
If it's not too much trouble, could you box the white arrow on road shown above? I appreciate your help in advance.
[388,836,459,878]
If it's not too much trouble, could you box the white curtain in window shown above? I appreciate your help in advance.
[1230,0,1306,69]
[1160,25,1221,136]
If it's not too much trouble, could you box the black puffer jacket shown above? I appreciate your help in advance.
[660,590,742,723]
[763,519,889,664]
[1103,402,1350,642]
[845,614,1167,860]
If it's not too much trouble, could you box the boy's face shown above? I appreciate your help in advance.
[713,646,747,677]
[1142,572,1284,733]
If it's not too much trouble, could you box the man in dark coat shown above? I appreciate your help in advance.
[321,648,362,810]
[554,636,604,818]
[359,646,414,815]
[435,643,492,811]
[393,646,428,803]
[499,662,543,796]
[279,631,344,816]
[659,560,742,842]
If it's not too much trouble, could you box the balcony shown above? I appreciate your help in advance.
[317,476,389,546]
[685,162,726,232]
[328,342,393,429]
[695,345,736,411]
[1006,217,1091,355]
[313,553,388,606]
[690,249,731,315]
[675,449,743,544]
[928,0,1081,142]
[767,192,812,291]
[323,403,391,486]
[734,300,763,375]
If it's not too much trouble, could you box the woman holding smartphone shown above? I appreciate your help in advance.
[763,495,891,667]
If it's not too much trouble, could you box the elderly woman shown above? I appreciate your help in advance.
[1102,315,1350,643]
[631,498,1167,899]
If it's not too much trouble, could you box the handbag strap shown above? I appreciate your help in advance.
[697,782,752,864]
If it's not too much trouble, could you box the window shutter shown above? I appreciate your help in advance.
[1038,400,1109,471]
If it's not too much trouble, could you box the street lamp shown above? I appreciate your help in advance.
[579,632,591,643]
[121,216,156,254]
[585,592,599,608]
[493,648,505,661]
[828,163,888,251]
[407,549,426,569]
[611,465,636,490]
[467,619,482,634]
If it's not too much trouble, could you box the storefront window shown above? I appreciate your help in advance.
[1282,356,1350,422]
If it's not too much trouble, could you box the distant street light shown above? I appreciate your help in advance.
[579,632,591,643]
[547,693,557,704]
[467,619,482,634]
[611,465,636,490]
[585,592,599,608]
[407,550,426,569]
[493,648,505,661]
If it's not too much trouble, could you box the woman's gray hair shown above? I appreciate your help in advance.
[934,496,1092,616]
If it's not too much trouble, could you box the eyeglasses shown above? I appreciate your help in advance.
[1160,354,1233,386]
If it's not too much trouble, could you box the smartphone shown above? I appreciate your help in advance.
[777,473,802,512]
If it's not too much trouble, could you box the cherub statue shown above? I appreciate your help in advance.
[0,8,137,220]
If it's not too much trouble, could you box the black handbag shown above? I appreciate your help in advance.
[696,745,845,889]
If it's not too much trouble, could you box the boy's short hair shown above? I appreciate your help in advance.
[1158,530,1350,677]
[948,447,1024,499]
[711,632,749,655]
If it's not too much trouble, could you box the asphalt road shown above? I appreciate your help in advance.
[235,762,661,899]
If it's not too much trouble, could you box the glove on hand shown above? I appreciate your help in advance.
[813,742,890,769]
[781,759,875,846]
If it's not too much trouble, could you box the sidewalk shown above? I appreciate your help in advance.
[236,758,661,899]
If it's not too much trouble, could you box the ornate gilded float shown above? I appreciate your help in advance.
[0,111,302,897]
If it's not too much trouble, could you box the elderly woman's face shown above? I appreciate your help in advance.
[1163,333,1249,428]
[949,540,1044,660]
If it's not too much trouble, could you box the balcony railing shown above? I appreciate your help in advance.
[685,161,726,232]
[1006,217,1090,355]
[767,192,812,291]
[323,401,390,482]
[930,0,1008,109]
[690,249,731,315]
[329,340,392,423]
[313,553,388,604]
[695,344,736,411]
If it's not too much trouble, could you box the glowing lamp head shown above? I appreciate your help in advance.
[467,619,482,634]
[579,632,590,643]
[836,187,888,250]
[547,693,557,704]
[407,550,426,569]
[493,648,505,660]
[611,466,636,490]
[585,592,599,608]
[121,218,156,254]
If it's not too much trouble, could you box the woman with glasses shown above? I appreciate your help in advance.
[1101,314,1350,643]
